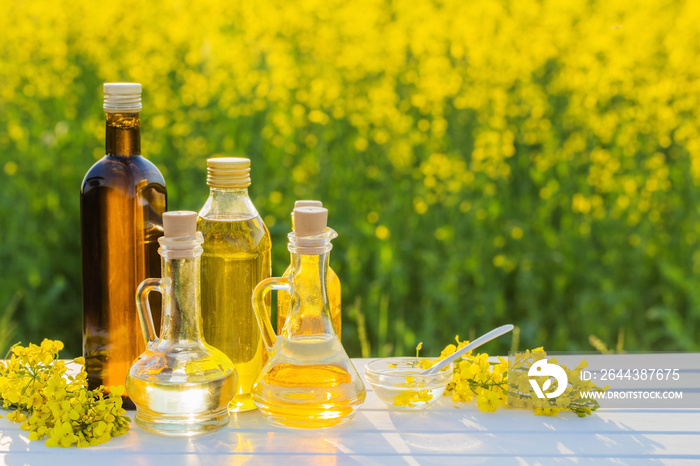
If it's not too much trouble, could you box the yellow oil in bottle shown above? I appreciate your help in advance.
[252,335,366,428]
[198,215,271,412]
[278,265,341,337]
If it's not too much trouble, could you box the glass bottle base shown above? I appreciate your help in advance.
[134,408,230,436]
[253,400,359,429]
[229,394,257,412]
[261,413,356,429]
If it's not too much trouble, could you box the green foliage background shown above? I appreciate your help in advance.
[2,0,700,358]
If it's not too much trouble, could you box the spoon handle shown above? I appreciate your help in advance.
[422,324,514,375]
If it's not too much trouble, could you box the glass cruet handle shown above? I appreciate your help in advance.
[252,277,292,351]
[136,278,161,345]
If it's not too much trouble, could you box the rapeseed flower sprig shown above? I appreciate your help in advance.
[507,349,607,417]
[431,337,607,417]
[0,339,130,447]
[438,338,509,413]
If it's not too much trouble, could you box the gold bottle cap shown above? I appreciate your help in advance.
[163,211,197,238]
[206,157,251,188]
[294,206,328,236]
[103,83,142,113]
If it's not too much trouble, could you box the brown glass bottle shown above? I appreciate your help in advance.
[81,83,166,409]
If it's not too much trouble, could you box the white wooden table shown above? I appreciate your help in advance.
[1,359,699,465]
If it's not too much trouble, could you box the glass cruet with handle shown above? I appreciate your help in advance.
[277,200,342,339]
[126,211,237,436]
[251,206,365,428]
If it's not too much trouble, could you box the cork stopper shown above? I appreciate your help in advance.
[294,207,328,236]
[288,206,336,254]
[206,157,251,188]
[163,211,197,238]
[294,200,323,208]
[104,83,142,113]
[291,200,323,231]
[159,211,203,258]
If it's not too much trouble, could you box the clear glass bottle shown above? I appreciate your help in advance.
[127,211,237,436]
[252,206,365,428]
[81,83,166,408]
[197,157,272,412]
[277,200,341,339]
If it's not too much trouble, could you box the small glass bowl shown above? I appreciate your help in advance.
[364,357,453,410]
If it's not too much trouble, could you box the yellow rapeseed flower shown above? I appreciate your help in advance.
[375,225,390,240]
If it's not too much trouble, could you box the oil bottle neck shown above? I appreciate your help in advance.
[282,250,335,338]
[105,112,141,157]
[158,246,204,344]
[199,187,259,219]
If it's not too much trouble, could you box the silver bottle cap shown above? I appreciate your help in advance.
[104,83,142,113]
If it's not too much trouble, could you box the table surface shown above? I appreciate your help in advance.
[1,358,699,465]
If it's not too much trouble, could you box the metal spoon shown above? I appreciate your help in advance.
[421,324,514,375]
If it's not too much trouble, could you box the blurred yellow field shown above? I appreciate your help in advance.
[1,0,700,357]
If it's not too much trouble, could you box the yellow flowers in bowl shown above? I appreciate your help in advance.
[0,339,130,447]
[364,357,453,410]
